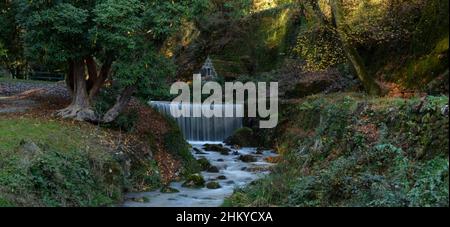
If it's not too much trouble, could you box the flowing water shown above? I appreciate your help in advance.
[150,101,244,141]
[123,102,275,207]
[123,142,277,207]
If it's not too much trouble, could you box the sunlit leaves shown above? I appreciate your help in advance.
[294,25,346,71]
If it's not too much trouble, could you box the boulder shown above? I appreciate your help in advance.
[217,175,227,180]
[197,157,212,171]
[131,197,150,203]
[160,186,180,193]
[207,165,220,173]
[18,139,42,155]
[182,174,205,188]
[206,181,221,189]
[239,155,257,163]
[255,147,265,155]
[224,127,256,147]
[203,144,231,153]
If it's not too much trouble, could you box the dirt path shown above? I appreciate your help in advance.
[0,80,70,115]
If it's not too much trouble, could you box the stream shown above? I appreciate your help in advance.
[123,142,277,207]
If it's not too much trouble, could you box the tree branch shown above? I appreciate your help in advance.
[89,56,114,99]
[101,85,136,123]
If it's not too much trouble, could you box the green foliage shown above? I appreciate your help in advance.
[0,1,27,78]
[27,148,123,207]
[94,86,138,132]
[0,123,126,207]
[226,94,449,207]
[114,49,175,101]
[0,117,161,207]
[407,157,449,207]
[128,159,161,192]
[182,173,205,188]
[294,25,346,71]
[14,0,207,103]
[163,120,201,176]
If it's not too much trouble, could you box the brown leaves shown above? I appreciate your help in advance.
[355,123,380,145]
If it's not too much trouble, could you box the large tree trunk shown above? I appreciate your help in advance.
[66,60,75,95]
[89,56,113,100]
[329,0,382,96]
[57,56,133,123]
[56,59,97,121]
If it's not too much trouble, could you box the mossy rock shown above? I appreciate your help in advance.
[182,174,205,188]
[224,127,257,147]
[206,181,221,189]
[207,165,220,173]
[131,197,150,203]
[239,155,257,163]
[160,186,180,194]
[197,157,212,171]
[203,144,231,153]
[217,175,227,180]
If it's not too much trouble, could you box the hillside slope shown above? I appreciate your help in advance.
[225,94,449,207]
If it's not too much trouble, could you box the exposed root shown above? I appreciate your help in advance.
[55,105,98,122]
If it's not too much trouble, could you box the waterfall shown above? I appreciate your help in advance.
[150,101,244,142]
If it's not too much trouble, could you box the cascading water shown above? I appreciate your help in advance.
[150,101,244,142]
[123,102,277,207]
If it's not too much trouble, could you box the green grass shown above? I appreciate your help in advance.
[0,117,103,152]
[0,117,126,207]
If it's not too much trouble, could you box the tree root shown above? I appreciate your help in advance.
[55,105,98,122]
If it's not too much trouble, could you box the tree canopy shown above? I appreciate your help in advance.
[13,0,206,121]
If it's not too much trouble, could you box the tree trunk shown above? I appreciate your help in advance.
[56,59,97,121]
[57,56,133,123]
[102,85,136,123]
[66,60,75,95]
[329,0,382,96]
[89,56,113,100]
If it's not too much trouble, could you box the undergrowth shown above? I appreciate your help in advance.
[225,94,449,207]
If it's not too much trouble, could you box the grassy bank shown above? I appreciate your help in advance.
[225,93,449,207]
[0,117,127,206]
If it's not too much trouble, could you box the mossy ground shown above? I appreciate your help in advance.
[0,117,127,207]
[225,93,449,207]
[0,97,199,207]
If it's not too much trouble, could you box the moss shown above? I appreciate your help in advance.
[163,119,201,176]
[0,143,124,207]
[182,174,205,188]
[128,159,161,192]
[197,157,212,171]
[203,144,231,153]
[226,93,449,207]
[185,5,301,80]
[0,117,162,207]
[239,155,257,163]
[398,35,449,89]
[160,186,180,193]
[0,196,14,207]
[206,181,221,189]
